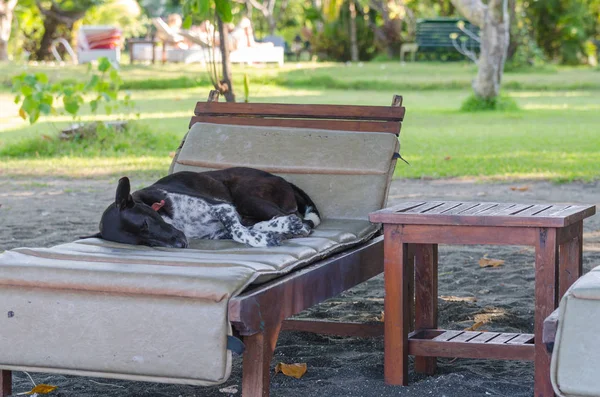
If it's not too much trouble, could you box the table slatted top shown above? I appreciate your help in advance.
[369,201,596,228]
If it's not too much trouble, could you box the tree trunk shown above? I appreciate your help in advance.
[348,0,358,62]
[36,15,59,60]
[0,0,18,61]
[451,0,510,99]
[217,16,235,103]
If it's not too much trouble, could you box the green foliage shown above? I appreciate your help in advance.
[0,122,167,158]
[181,0,232,26]
[524,0,595,64]
[82,0,149,39]
[12,57,133,124]
[312,0,376,61]
[460,94,520,112]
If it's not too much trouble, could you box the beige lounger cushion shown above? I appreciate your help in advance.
[0,220,377,385]
[551,265,600,397]
[170,122,399,220]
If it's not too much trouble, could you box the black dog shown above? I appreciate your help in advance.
[86,167,321,248]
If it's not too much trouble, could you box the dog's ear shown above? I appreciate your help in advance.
[115,177,133,210]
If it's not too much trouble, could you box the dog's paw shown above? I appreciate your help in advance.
[265,232,283,247]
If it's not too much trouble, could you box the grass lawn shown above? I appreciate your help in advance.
[1,62,599,182]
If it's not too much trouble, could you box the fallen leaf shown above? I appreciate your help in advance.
[18,384,58,395]
[169,151,176,158]
[378,311,385,322]
[444,156,452,161]
[510,185,530,192]
[275,362,307,379]
[479,255,504,268]
[474,308,506,324]
[464,321,484,331]
[41,135,53,141]
[440,295,477,303]
[218,385,238,394]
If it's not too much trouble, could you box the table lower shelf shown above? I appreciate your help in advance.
[408,329,534,361]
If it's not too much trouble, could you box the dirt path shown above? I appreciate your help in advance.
[1,177,599,397]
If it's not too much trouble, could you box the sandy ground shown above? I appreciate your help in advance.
[1,176,599,397]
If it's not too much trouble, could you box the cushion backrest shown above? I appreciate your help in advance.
[169,98,405,220]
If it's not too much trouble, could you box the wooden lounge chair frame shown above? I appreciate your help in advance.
[0,92,404,397]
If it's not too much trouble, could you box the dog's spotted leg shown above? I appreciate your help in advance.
[211,204,282,247]
[252,215,311,238]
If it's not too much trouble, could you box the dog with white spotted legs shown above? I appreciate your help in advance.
[84,167,321,248]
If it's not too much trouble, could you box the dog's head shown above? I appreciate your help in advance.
[87,177,188,248]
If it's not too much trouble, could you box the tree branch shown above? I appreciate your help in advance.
[449,0,486,28]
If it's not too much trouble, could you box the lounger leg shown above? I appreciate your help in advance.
[383,225,411,385]
[414,243,438,375]
[242,322,282,397]
[1,370,11,397]
[534,228,558,397]
[558,221,583,299]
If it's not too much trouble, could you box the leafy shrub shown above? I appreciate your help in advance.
[0,122,177,158]
[460,95,519,112]
[312,0,377,62]
[12,57,133,124]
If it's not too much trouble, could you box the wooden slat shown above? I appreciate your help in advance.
[432,330,463,341]
[189,115,402,134]
[414,202,445,213]
[492,204,534,216]
[459,203,499,215]
[506,334,534,345]
[480,203,519,215]
[440,202,480,215]
[452,331,482,343]
[384,202,426,214]
[534,205,571,217]
[408,338,534,361]
[513,204,553,217]
[469,332,501,344]
[487,333,519,344]
[421,202,462,214]
[194,102,406,121]
[281,319,384,337]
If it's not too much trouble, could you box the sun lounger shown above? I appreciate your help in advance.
[77,25,121,65]
[544,264,600,397]
[0,92,405,397]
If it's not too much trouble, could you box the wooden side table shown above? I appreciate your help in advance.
[128,38,159,64]
[369,201,595,397]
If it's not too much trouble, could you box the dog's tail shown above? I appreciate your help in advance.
[290,183,321,228]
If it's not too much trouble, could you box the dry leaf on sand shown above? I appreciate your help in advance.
[275,362,307,379]
[510,186,530,192]
[218,385,238,394]
[479,255,504,268]
[18,384,58,395]
[464,321,484,331]
[440,296,477,303]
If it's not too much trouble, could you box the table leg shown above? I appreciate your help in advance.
[559,221,583,299]
[414,243,438,375]
[534,228,558,397]
[0,370,11,397]
[384,225,411,385]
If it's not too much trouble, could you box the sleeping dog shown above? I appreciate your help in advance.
[87,167,321,248]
